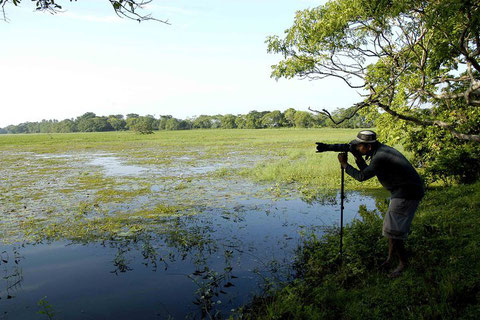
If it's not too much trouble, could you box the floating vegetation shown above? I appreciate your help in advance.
[0,129,383,319]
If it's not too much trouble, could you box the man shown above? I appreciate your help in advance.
[337,130,424,278]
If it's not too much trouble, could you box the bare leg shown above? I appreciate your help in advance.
[389,239,407,278]
[379,238,393,270]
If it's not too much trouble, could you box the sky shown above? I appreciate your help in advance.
[0,0,361,127]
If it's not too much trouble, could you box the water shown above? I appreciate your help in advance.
[0,152,380,319]
[89,155,148,176]
[0,195,376,319]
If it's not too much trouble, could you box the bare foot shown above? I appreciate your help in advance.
[388,264,404,278]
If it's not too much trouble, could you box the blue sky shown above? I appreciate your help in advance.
[0,0,360,127]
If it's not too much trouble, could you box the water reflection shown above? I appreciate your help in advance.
[0,193,380,320]
[88,154,233,178]
[89,155,147,176]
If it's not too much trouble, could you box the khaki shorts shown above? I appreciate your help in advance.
[383,198,420,240]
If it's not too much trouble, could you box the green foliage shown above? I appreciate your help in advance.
[242,182,480,319]
[107,115,126,131]
[376,100,480,184]
[37,296,55,320]
[293,111,314,128]
[192,115,214,129]
[245,110,267,129]
[1,108,357,134]
[131,116,155,134]
[326,106,374,128]
[267,0,480,184]
[261,110,285,128]
[220,114,237,129]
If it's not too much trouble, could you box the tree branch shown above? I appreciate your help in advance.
[374,100,480,142]
[0,0,170,23]
[308,102,368,126]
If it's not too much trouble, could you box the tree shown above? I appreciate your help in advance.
[210,115,222,129]
[164,118,180,130]
[267,0,480,143]
[235,115,247,129]
[261,110,285,128]
[125,113,139,130]
[177,119,192,130]
[267,0,480,183]
[293,111,314,128]
[158,115,172,130]
[283,108,296,127]
[57,119,76,132]
[76,112,96,121]
[0,0,169,23]
[107,115,126,131]
[77,116,112,132]
[192,115,213,129]
[245,110,266,129]
[220,114,237,129]
[326,107,373,128]
[131,116,154,134]
[93,117,113,131]
[76,112,96,132]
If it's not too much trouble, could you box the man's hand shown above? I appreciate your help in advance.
[348,144,362,160]
[338,152,348,169]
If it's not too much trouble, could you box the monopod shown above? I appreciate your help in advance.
[315,143,354,261]
[339,152,346,261]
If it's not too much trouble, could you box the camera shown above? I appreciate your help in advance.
[315,142,363,158]
[315,142,351,153]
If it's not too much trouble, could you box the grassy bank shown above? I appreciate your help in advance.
[240,182,480,319]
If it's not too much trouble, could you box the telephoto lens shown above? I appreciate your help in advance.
[315,142,350,153]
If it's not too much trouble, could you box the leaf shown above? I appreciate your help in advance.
[193,268,206,276]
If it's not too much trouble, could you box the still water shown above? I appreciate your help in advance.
[0,153,379,319]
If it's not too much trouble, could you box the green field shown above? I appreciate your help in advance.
[0,130,385,246]
[0,128,381,185]
[1,128,382,244]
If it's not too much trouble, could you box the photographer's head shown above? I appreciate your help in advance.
[350,130,378,155]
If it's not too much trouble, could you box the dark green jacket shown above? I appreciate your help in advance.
[345,143,424,200]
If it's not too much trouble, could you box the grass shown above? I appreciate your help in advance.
[21,202,188,243]
[239,181,480,319]
[0,128,387,245]
[3,128,467,318]
[0,128,381,186]
[0,128,356,150]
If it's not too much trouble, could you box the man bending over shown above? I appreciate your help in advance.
[337,130,424,278]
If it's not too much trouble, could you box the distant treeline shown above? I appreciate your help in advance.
[0,107,373,134]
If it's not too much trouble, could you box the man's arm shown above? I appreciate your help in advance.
[338,153,376,182]
[355,155,368,170]
[345,163,376,182]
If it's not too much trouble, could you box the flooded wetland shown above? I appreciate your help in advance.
[0,129,383,319]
